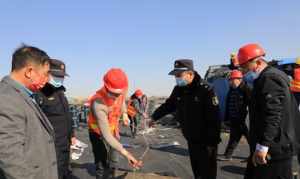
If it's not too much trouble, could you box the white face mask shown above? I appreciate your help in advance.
[49,76,64,88]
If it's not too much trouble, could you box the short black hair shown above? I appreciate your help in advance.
[11,44,50,72]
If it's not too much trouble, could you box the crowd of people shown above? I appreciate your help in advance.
[0,43,300,179]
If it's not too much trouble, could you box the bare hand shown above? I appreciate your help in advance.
[71,137,77,146]
[142,113,148,119]
[126,152,143,169]
[252,150,268,166]
[122,113,130,126]
[121,149,143,169]
[148,120,156,128]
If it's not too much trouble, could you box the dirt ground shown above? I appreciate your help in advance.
[71,124,299,179]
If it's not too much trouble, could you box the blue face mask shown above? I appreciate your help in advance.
[175,77,188,87]
[244,71,259,84]
[49,76,64,88]
[107,92,118,99]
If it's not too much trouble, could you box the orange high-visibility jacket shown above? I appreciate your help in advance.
[127,99,137,118]
[88,87,124,138]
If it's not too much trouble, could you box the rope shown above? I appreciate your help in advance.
[128,120,183,178]
[139,126,150,160]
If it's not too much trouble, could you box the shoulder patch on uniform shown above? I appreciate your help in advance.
[212,96,219,106]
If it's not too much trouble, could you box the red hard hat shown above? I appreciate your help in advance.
[103,68,128,94]
[237,43,265,65]
[135,89,143,97]
[291,68,300,92]
[230,70,243,79]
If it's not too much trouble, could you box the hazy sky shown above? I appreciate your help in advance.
[0,0,300,97]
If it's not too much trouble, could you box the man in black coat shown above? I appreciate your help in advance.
[237,43,298,179]
[35,59,73,179]
[150,59,221,179]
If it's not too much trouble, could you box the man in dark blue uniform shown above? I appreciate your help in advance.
[150,59,221,179]
[35,59,73,179]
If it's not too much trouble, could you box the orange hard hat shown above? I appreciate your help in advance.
[237,43,266,65]
[103,68,128,94]
[135,89,143,97]
[291,68,300,92]
[230,70,243,79]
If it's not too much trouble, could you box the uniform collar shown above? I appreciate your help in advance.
[40,83,66,96]
[189,72,202,88]
[254,65,271,82]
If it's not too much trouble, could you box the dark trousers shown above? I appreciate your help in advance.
[298,153,300,164]
[187,142,217,179]
[57,149,72,179]
[129,117,138,137]
[89,132,119,179]
[57,152,72,179]
[244,156,292,179]
[225,122,249,157]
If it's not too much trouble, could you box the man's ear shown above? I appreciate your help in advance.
[24,65,33,79]
[185,71,194,82]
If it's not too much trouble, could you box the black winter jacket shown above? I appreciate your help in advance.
[225,81,251,123]
[249,66,298,160]
[36,83,73,151]
[152,72,221,146]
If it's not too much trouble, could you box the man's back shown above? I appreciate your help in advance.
[0,76,58,179]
